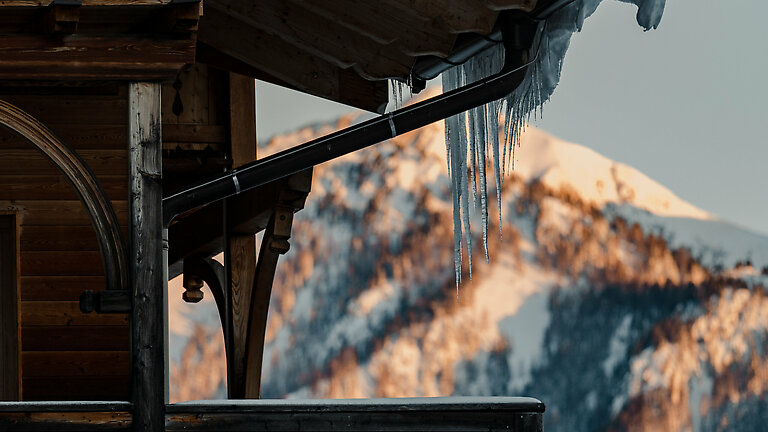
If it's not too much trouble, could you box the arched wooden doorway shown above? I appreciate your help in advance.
[0,99,128,294]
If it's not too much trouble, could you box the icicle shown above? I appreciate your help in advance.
[456,92,472,283]
[389,80,397,111]
[474,105,488,261]
[442,0,664,289]
[467,111,478,208]
[388,80,410,111]
[442,68,463,293]
[407,73,414,105]
[489,102,504,240]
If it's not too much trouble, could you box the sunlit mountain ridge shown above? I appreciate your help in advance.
[170,114,768,432]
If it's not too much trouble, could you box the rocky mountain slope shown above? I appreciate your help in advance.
[169,115,768,432]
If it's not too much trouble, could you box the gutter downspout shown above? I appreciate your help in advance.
[163,17,541,227]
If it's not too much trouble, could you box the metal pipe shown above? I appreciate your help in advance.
[163,20,541,226]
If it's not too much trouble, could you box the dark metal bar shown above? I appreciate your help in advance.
[163,19,540,226]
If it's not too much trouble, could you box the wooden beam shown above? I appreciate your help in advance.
[164,397,545,431]
[128,82,165,431]
[0,35,195,81]
[0,402,132,431]
[0,216,19,401]
[227,73,257,167]
[225,72,258,398]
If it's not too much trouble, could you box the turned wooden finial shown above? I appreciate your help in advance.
[182,274,204,303]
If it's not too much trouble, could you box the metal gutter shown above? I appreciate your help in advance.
[410,29,502,88]
[163,17,541,227]
[410,0,575,89]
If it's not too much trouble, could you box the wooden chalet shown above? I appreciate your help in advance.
[0,0,564,430]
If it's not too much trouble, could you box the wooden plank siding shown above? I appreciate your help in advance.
[0,89,130,401]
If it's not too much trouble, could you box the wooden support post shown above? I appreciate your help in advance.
[128,82,165,430]
[225,72,258,398]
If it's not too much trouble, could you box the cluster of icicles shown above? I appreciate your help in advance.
[390,0,666,294]
[441,34,562,294]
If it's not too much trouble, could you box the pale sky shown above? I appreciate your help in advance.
[256,0,768,236]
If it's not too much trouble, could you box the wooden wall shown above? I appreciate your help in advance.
[0,85,131,401]
[0,65,232,401]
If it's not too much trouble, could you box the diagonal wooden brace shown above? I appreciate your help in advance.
[240,205,295,398]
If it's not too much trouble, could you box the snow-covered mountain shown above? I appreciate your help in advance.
[169,114,768,432]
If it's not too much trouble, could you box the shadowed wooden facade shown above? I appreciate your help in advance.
[0,0,551,430]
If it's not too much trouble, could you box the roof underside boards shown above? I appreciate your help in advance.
[0,0,539,111]
[197,0,539,112]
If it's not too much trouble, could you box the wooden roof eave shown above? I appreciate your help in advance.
[0,1,200,81]
[196,5,389,114]
[196,0,540,113]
